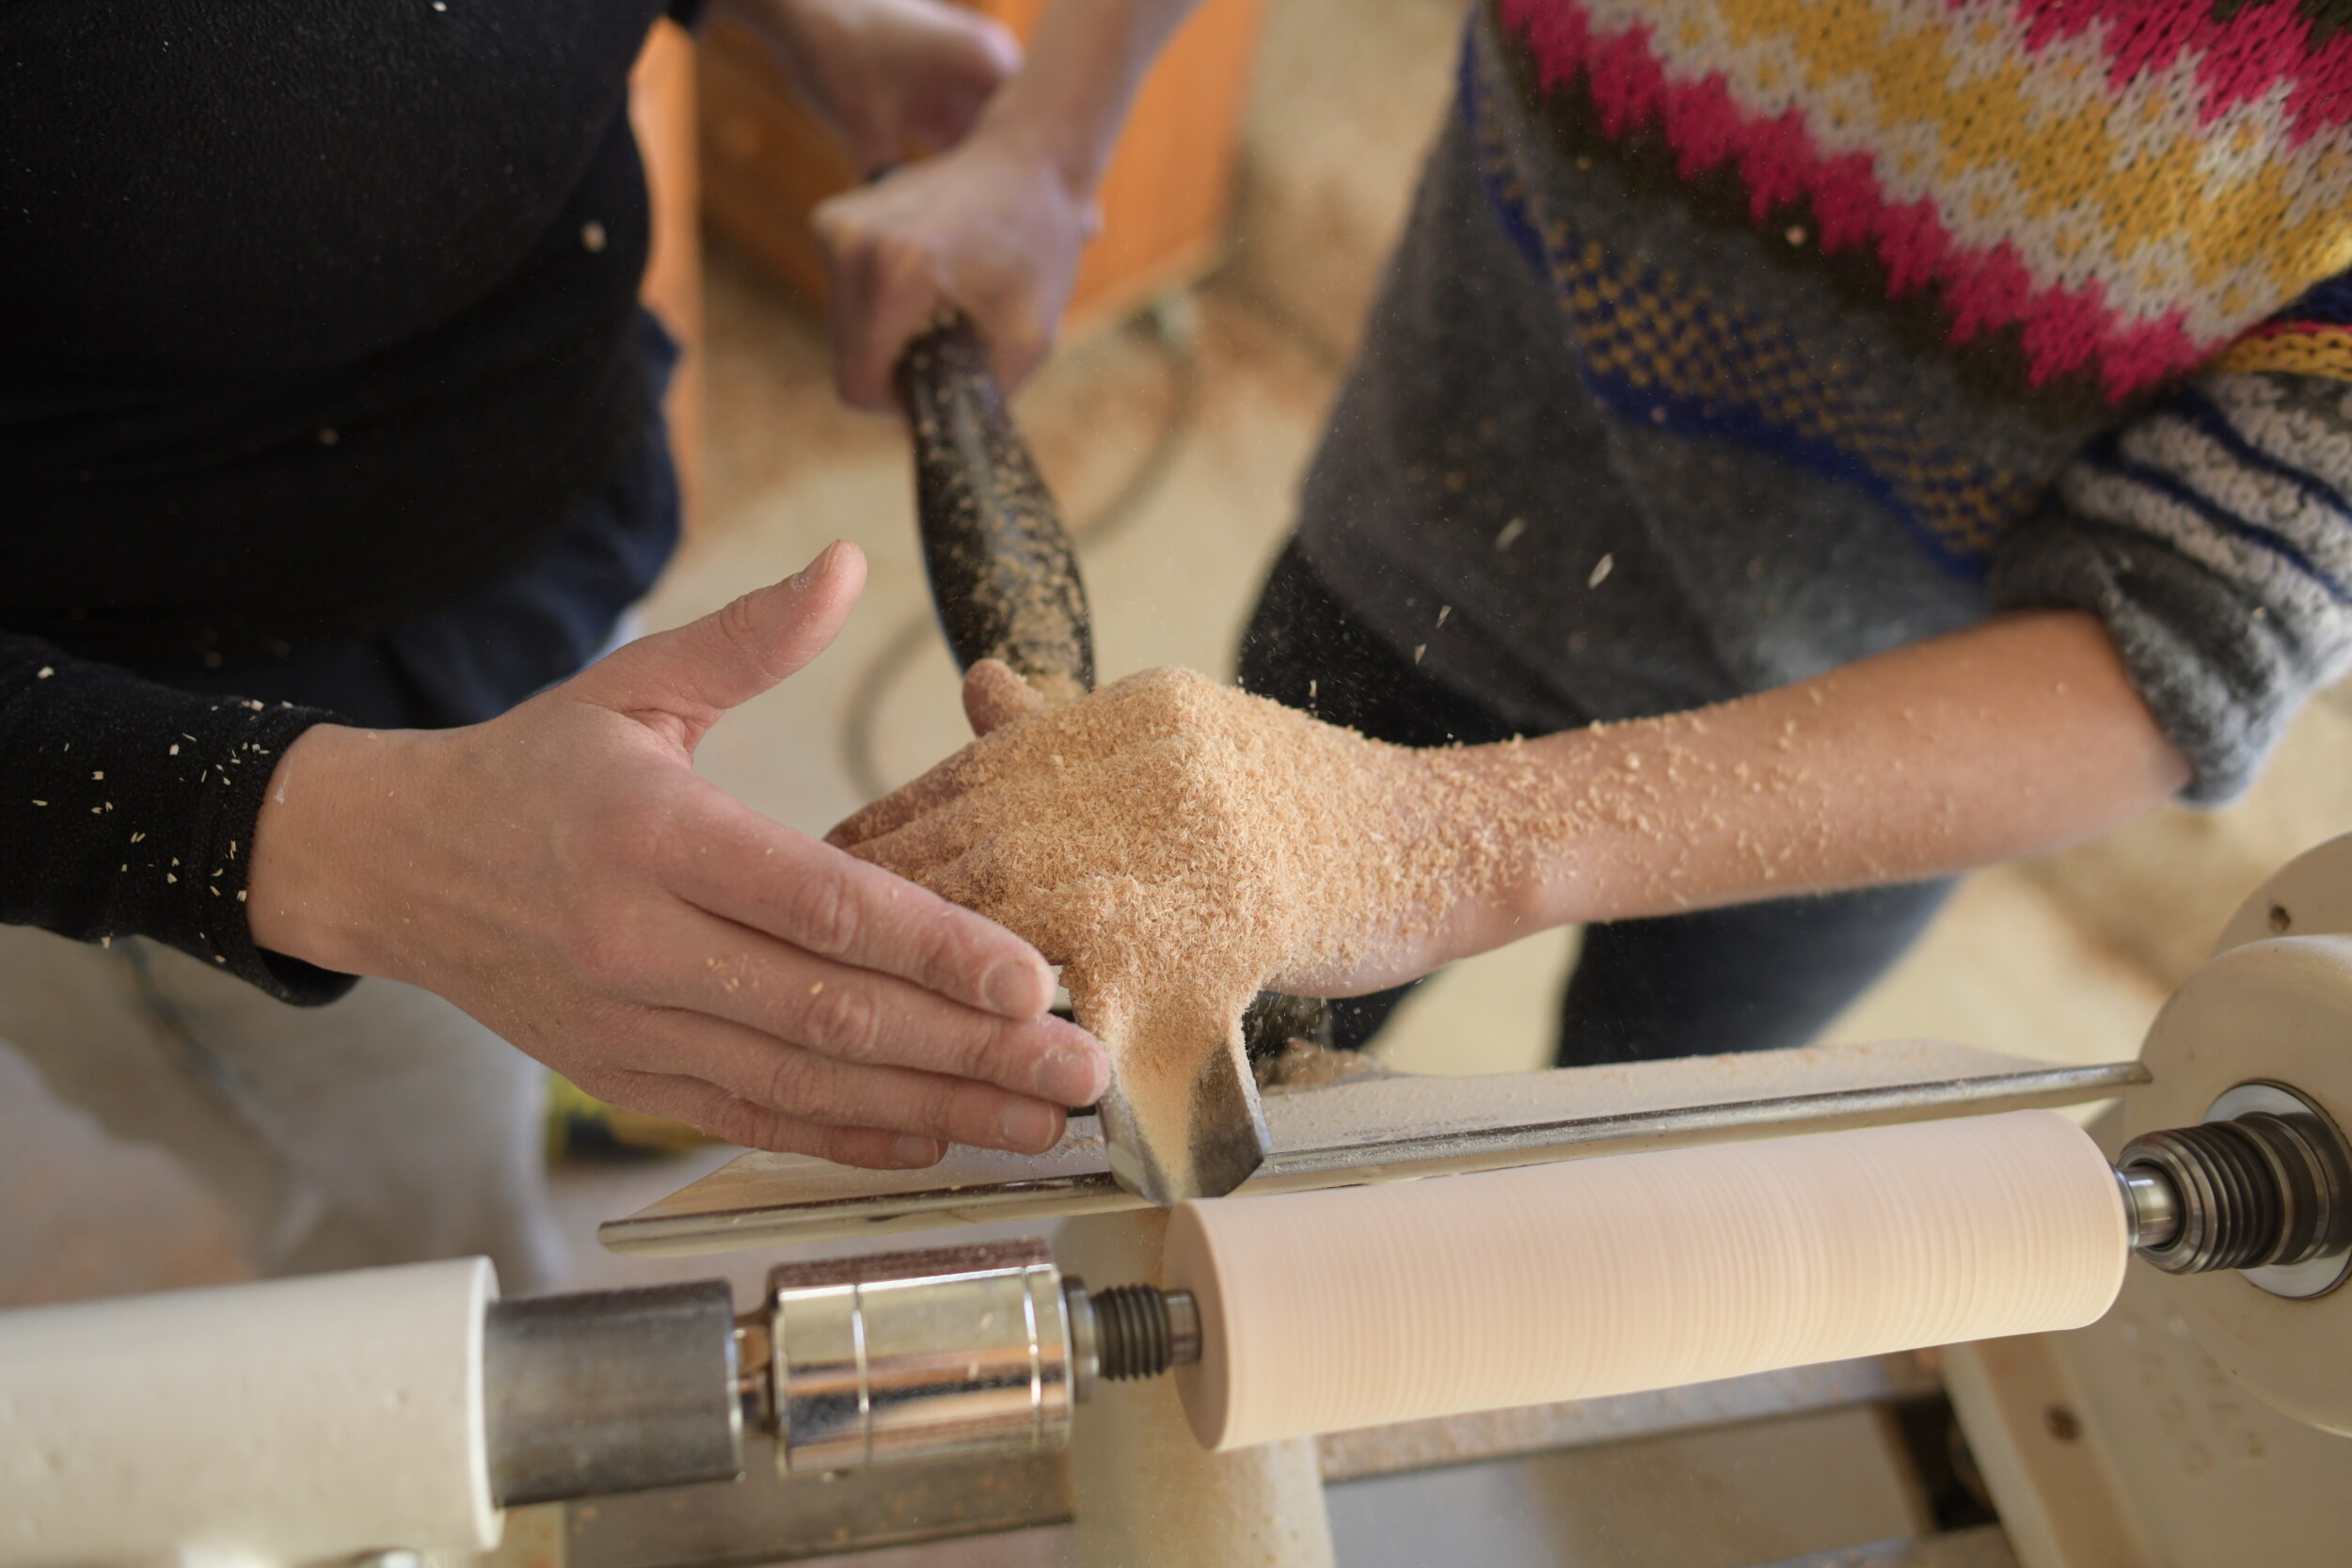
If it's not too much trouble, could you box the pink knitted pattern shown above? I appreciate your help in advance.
[2010,0,2352,141]
[1496,0,2352,401]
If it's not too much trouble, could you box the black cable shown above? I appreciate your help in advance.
[841,299,1205,801]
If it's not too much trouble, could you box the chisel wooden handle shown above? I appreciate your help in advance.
[889,313,1269,1205]
[893,316,1095,704]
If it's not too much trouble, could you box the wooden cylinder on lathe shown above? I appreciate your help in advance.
[1166,1110,2129,1451]
[1057,1210,1335,1568]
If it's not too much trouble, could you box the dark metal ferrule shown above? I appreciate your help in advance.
[2119,1081,2352,1296]
[482,1280,743,1508]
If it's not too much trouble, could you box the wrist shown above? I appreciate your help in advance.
[1424,735,1608,944]
[246,723,404,976]
[971,83,1110,207]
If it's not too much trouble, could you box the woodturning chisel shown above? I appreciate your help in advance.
[892,315,1269,1204]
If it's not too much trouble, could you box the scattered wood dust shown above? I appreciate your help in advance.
[829,668,1556,1175]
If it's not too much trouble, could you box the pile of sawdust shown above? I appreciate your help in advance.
[828,667,1562,1151]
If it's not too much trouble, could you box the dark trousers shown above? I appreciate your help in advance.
[1237,538,1953,1068]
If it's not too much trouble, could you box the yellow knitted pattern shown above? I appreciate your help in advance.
[1555,0,2352,351]
[1473,46,2036,566]
[2210,328,2352,383]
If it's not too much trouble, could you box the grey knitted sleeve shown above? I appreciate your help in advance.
[1991,372,2352,804]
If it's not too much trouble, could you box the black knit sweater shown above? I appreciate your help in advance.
[0,0,679,1001]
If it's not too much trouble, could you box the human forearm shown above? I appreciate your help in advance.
[1442,610,2191,952]
[834,616,2190,1006]
[972,0,1203,199]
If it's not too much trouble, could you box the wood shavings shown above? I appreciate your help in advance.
[834,668,1559,1188]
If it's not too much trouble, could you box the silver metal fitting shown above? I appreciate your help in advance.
[751,1241,1206,1475]
[2120,1080,2352,1299]
[1065,1278,1101,1406]
[765,1240,1075,1475]
[1168,1290,1201,1369]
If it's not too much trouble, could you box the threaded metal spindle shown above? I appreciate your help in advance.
[1094,1285,1171,1380]
[1092,1285,1201,1381]
[2123,1121,2286,1274]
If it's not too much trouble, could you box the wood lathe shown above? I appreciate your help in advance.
[8,340,2347,1568]
[5,832,2351,1567]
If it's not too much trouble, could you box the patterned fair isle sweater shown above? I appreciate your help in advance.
[1295,0,2352,802]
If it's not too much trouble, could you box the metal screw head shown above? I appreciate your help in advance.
[2042,1405,2081,1443]
[2268,903,2294,934]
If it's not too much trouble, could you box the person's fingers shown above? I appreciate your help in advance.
[980,311,1051,397]
[966,184,1089,396]
[953,258,1051,396]
[638,889,1104,1101]
[919,853,1033,939]
[634,1008,1074,1155]
[834,767,1043,880]
[574,541,866,738]
[835,800,999,887]
[825,746,986,848]
[816,198,875,402]
[666,807,1065,1022]
[878,847,1072,973]
[589,1068,945,1168]
[815,190,952,411]
[931,0,1022,82]
[963,657,1048,736]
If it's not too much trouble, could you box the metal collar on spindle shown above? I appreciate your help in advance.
[2119,1080,2352,1299]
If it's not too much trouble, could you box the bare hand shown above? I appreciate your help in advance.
[246,545,1108,1168]
[750,0,1020,173]
[826,665,1496,1004]
[815,129,1093,410]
